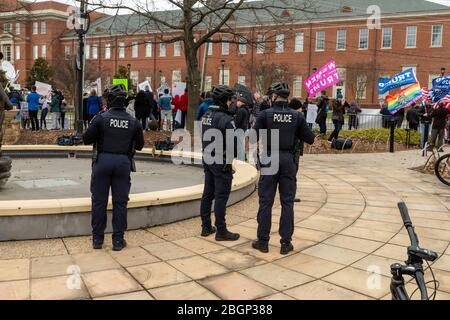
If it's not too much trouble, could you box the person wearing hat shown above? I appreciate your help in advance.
[252,82,315,255]
[234,92,251,161]
[83,84,145,251]
[328,93,345,143]
[199,84,240,242]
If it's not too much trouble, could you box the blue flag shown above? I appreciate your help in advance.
[378,68,418,95]
[431,75,450,103]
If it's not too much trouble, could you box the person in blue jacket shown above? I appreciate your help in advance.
[195,91,213,121]
[87,89,103,122]
[26,86,40,131]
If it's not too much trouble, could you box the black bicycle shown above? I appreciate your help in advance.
[435,153,450,186]
[390,202,439,300]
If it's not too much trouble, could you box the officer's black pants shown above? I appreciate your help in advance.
[91,153,131,243]
[257,152,297,244]
[200,164,232,232]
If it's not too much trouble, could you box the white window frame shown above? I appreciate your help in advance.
[119,42,125,58]
[275,33,285,53]
[2,45,11,61]
[3,23,12,33]
[159,42,166,57]
[406,26,417,48]
[172,70,182,84]
[33,45,38,59]
[15,45,20,60]
[207,42,213,56]
[256,34,265,54]
[92,45,98,59]
[64,45,71,57]
[219,69,230,85]
[359,28,369,50]
[145,42,152,57]
[336,29,346,51]
[105,43,111,59]
[316,31,325,51]
[381,27,392,49]
[238,75,246,86]
[130,71,139,86]
[41,21,46,35]
[85,44,90,59]
[356,75,367,99]
[33,22,38,35]
[15,22,20,35]
[431,24,443,48]
[295,32,304,52]
[238,36,247,55]
[292,76,302,97]
[221,37,229,55]
[174,41,181,57]
[132,41,139,58]
[41,45,46,58]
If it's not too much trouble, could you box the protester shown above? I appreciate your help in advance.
[26,86,40,131]
[158,89,173,131]
[347,101,362,130]
[396,107,405,128]
[196,91,213,121]
[328,93,345,143]
[418,101,433,148]
[39,93,50,130]
[234,92,251,161]
[57,91,67,130]
[50,90,60,130]
[134,89,151,130]
[82,92,89,128]
[406,103,420,131]
[316,91,329,134]
[87,89,103,123]
[179,88,189,129]
[429,102,450,150]
[380,100,391,129]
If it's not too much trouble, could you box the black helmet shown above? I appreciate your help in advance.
[104,84,127,107]
[269,82,290,98]
[211,85,234,101]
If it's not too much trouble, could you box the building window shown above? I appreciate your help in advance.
[295,32,304,52]
[105,43,111,59]
[293,76,302,97]
[33,22,38,34]
[92,45,98,59]
[431,24,443,48]
[85,44,90,59]
[238,75,246,85]
[172,70,182,83]
[3,45,11,61]
[359,28,369,49]
[33,45,38,59]
[15,45,20,60]
[381,27,392,49]
[145,42,152,57]
[41,21,46,35]
[132,42,138,58]
[336,30,346,50]
[221,37,229,55]
[130,71,139,85]
[316,31,325,51]
[275,33,285,53]
[256,34,265,54]
[356,75,367,99]
[219,69,230,85]
[64,45,71,58]
[160,42,166,57]
[41,45,46,58]
[406,26,417,48]
[204,76,212,92]
[238,36,247,55]
[207,42,213,56]
[3,23,12,33]
[15,22,20,35]
[119,42,125,58]
[174,41,181,57]
[429,74,440,88]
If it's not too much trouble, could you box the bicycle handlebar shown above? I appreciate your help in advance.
[398,202,419,247]
[415,270,429,300]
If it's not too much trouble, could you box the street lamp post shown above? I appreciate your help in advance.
[221,60,225,85]
[74,0,90,137]
[127,63,131,90]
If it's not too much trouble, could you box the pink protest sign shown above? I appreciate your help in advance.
[304,60,340,98]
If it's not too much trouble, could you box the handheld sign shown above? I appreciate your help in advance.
[304,60,340,98]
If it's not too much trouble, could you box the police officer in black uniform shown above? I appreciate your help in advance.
[252,82,315,255]
[200,85,240,241]
[83,84,145,251]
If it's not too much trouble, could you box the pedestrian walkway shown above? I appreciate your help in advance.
[0,150,449,300]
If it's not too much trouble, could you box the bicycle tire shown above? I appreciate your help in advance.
[435,154,450,186]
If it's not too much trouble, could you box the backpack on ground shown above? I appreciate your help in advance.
[332,138,353,150]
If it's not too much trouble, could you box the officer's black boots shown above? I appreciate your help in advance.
[92,240,103,250]
[280,242,294,255]
[294,198,301,203]
[201,226,217,237]
[113,239,127,252]
[252,240,269,253]
[215,230,240,241]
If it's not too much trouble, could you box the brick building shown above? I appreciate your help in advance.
[2,0,450,106]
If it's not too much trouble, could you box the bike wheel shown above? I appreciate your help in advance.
[435,154,450,186]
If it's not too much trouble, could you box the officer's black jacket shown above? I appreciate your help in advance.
[253,101,315,152]
[201,104,236,164]
[83,108,145,154]
[235,105,250,130]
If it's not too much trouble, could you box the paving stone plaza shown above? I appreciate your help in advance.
[1,150,449,300]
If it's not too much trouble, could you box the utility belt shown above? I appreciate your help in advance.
[92,147,136,172]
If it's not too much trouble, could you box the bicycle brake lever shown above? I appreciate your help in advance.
[408,246,438,262]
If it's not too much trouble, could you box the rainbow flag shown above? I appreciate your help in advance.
[386,82,423,114]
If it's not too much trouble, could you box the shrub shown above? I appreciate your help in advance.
[338,128,420,145]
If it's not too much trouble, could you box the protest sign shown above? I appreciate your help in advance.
[304,60,340,98]
[138,80,152,92]
[172,81,186,97]
[113,78,128,91]
[35,81,52,96]
[431,75,450,102]
[306,104,318,124]
[378,68,417,94]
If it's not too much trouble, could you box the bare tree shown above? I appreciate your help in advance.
[242,59,293,95]
[345,61,378,106]
[84,0,319,131]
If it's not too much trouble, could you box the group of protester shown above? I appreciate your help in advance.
[7,86,68,131]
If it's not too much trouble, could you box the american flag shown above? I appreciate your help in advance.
[422,87,431,101]
[432,94,450,109]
